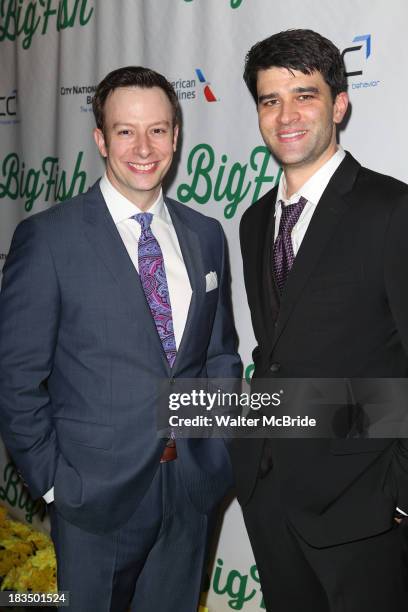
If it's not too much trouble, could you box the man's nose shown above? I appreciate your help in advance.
[278,100,300,125]
[133,133,152,157]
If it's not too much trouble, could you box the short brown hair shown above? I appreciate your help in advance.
[244,29,347,103]
[92,66,181,133]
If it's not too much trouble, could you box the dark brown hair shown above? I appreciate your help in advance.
[244,29,347,102]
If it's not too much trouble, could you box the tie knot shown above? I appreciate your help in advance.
[278,196,307,235]
[134,212,153,231]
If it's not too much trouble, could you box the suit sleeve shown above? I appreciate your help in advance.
[0,217,60,499]
[205,221,242,379]
[239,209,262,374]
[384,196,408,509]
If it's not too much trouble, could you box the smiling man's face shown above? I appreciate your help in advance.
[94,86,178,210]
[256,67,348,178]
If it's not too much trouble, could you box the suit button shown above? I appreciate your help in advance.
[269,362,281,373]
[170,378,176,384]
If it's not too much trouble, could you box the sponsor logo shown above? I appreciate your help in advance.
[170,69,217,103]
[0,0,94,50]
[184,0,244,8]
[0,88,19,124]
[204,557,265,610]
[245,363,254,383]
[341,34,380,90]
[195,68,217,102]
[171,77,197,101]
[60,83,97,112]
[177,143,281,219]
[0,151,87,211]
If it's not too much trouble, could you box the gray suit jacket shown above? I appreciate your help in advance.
[0,182,242,533]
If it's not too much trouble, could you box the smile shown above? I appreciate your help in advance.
[278,131,307,140]
[127,162,158,172]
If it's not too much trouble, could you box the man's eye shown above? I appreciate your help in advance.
[152,128,166,134]
[262,99,279,107]
[118,129,131,135]
[298,95,314,101]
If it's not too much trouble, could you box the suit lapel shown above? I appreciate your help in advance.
[261,188,280,339]
[83,182,171,372]
[164,197,205,372]
[272,153,361,348]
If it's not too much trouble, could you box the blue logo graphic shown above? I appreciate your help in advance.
[341,34,380,90]
[342,34,372,77]
[352,34,371,59]
[195,69,217,102]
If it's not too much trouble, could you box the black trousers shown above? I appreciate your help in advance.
[242,469,408,612]
[49,460,214,612]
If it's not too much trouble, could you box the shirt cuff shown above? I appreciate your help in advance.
[43,487,54,504]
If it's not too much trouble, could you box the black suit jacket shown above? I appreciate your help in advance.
[230,152,408,547]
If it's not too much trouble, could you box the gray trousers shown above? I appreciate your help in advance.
[49,460,214,612]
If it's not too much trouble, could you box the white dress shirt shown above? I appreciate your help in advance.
[99,174,192,349]
[43,176,192,504]
[274,147,345,250]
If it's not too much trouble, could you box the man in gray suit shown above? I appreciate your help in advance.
[0,66,242,612]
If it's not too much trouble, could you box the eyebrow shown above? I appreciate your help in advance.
[112,120,171,129]
[258,86,320,103]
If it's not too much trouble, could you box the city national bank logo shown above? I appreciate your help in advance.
[0,0,94,50]
[195,69,217,102]
[341,34,380,90]
[60,83,96,113]
[0,89,19,125]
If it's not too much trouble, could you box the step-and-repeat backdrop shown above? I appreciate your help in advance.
[1,1,407,609]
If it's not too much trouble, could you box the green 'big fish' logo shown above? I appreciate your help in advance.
[0,0,94,50]
[177,144,281,219]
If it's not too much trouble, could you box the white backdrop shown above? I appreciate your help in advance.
[1,1,407,609]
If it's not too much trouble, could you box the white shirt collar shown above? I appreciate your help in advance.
[276,146,346,208]
[99,173,169,225]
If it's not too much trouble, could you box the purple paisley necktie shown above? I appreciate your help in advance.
[134,212,177,368]
[273,196,307,293]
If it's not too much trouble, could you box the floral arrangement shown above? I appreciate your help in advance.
[0,504,56,593]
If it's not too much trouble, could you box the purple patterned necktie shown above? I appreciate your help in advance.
[273,196,307,293]
[134,212,177,368]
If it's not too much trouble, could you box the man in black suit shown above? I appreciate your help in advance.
[229,29,408,612]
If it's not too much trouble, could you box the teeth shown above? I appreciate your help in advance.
[279,131,306,139]
[128,162,156,170]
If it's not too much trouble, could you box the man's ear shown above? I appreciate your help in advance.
[93,128,108,158]
[333,91,349,125]
[173,124,179,152]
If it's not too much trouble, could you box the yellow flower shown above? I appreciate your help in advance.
[0,504,56,593]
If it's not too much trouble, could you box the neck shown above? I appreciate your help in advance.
[106,171,161,211]
[283,145,338,198]
[135,197,157,212]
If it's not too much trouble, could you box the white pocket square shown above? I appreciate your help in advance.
[205,271,218,292]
